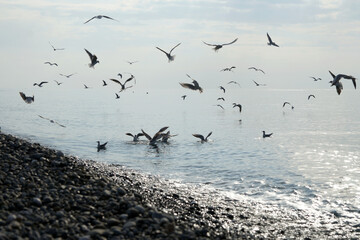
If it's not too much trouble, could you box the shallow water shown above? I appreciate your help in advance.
[1,87,360,230]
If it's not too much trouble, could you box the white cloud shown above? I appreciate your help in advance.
[318,0,342,9]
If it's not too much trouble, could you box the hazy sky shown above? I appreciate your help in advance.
[1,0,359,90]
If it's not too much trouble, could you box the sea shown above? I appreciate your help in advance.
[1,86,360,234]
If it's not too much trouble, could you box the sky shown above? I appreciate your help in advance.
[1,0,360,91]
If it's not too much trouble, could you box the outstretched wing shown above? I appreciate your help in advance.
[84,48,93,59]
[267,33,272,43]
[202,41,216,47]
[192,134,205,141]
[221,38,238,46]
[205,132,213,140]
[141,129,152,141]
[180,82,195,90]
[169,43,181,54]
[156,47,169,55]
[126,133,134,137]
[84,16,96,24]
[109,79,122,86]
[102,15,117,21]
[19,92,26,101]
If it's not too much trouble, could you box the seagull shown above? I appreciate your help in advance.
[310,76,322,81]
[220,66,236,72]
[127,61,138,65]
[227,81,241,87]
[84,48,99,68]
[203,38,238,52]
[109,78,133,92]
[215,104,224,110]
[180,74,203,93]
[283,102,294,109]
[262,131,273,138]
[248,67,265,74]
[84,15,118,24]
[117,73,123,79]
[253,80,266,86]
[181,95,187,100]
[219,86,226,93]
[232,103,242,112]
[102,80,107,86]
[192,132,212,143]
[156,43,181,62]
[84,84,89,89]
[44,62,58,66]
[33,81,48,87]
[217,97,225,101]
[115,93,120,99]
[126,132,144,142]
[38,115,65,128]
[54,80,63,85]
[267,33,279,47]
[97,141,108,152]
[59,73,76,78]
[19,92,34,104]
[161,131,178,143]
[329,70,356,95]
[141,126,169,145]
[49,42,64,51]
[308,94,315,100]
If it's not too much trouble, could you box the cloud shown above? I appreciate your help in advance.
[318,0,343,9]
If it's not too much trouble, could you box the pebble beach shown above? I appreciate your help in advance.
[1,132,359,239]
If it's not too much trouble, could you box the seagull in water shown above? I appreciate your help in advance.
[156,43,181,62]
[19,92,34,104]
[84,48,99,68]
[203,38,238,52]
[329,70,356,95]
[248,67,265,74]
[49,42,64,51]
[262,131,273,138]
[44,62,58,66]
[308,94,315,100]
[161,131,178,143]
[126,132,144,142]
[267,33,279,47]
[97,141,107,152]
[141,127,169,145]
[192,132,212,143]
[232,103,242,112]
[33,81,48,87]
[84,15,118,24]
[180,74,203,93]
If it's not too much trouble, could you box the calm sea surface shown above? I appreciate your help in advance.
[1,87,360,226]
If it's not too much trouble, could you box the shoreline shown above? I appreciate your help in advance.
[0,132,358,239]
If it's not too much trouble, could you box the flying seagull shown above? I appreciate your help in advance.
[97,141,108,152]
[44,62,58,66]
[127,61,139,65]
[33,81,48,87]
[84,48,99,68]
[283,102,294,109]
[217,97,225,101]
[109,78,133,92]
[227,81,241,87]
[115,93,120,99]
[84,15,118,24]
[232,103,242,112]
[221,66,236,72]
[248,67,265,74]
[192,132,212,143]
[141,126,169,145]
[102,80,107,86]
[219,86,226,93]
[38,115,65,128]
[203,38,238,52]
[126,132,144,142]
[156,43,181,62]
[215,104,224,110]
[329,70,356,95]
[84,84,89,89]
[181,95,187,100]
[180,74,203,93]
[54,80,63,85]
[59,73,76,78]
[49,42,64,51]
[19,92,34,104]
[267,33,279,47]
[310,76,321,81]
[308,94,315,100]
[262,131,273,138]
[253,80,266,86]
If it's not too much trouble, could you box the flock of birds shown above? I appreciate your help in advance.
[18,14,358,152]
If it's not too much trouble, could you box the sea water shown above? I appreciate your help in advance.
[1,87,360,229]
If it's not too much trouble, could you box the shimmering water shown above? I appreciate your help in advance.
[1,87,360,227]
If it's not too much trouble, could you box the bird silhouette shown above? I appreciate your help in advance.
[19,92,34,104]
[54,80,62,85]
[84,49,99,68]
[203,38,238,51]
[181,95,187,100]
[310,76,321,81]
[84,84,89,89]
[156,43,181,62]
[102,80,107,86]
[232,103,242,112]
[115,93,120,99]
[217,97,225,101]
[227,81,241,87]
[262,131,273,138]
[44,62,58,66]
[109,77,133,92]
[141,127,169,145]
[329,70,356,95]
[33,81,48,87]
[127,61,138,65]
[193,132,212,143]
[180,74,203,93]
[84,15,118,24]
[215,104,224,110]
[126,132,144,142]
[219,86,226,93]
[248,67,265,74]
[267,33,279,47]
[308,94,315,100]
[253,80,266,86]
[97,141,108,152]
[221,66,236,72]
[38,115,65,128]
[283,102,294,109]
[59,73,76,78]
[49,42,64,51]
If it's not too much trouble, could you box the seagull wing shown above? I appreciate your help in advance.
[329,70,336,79]
[202,41,216,47]
[169,43,181,54]
[205,132,213,140]
[39,81,48,86]
[267,33,272,43]
[109,79,122,86]
[221,38,238,46]
[102,15,117,21]
[180,82,195,90]
[352,78,357,89]
[19,92,27,101]
[192,134,205,141]
[217,104,224,109]
[156,47,169,55]
[186,74,195,81]
[126,133,134,137]
[141,129,152,141]
[259,69,265,74]
[283,102,290,107]
[84,49,94,60]
[84,16,96,24]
